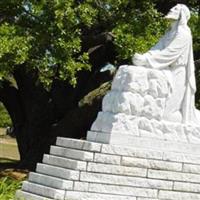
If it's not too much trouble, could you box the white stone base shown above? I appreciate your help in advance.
[89,112,200,145]
[16,137,200,200]
[87,131,200,155]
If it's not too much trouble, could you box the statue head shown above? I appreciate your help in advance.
[165,4,190,24]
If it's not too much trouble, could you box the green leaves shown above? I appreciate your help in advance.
[75,3,97,27]
[112,1,167,62]
[0,23,32,78]
[189,13,200,53]
[0,177,22,200]
[0,0,96,87]
[59,52,90,86]
[0,0,199,87]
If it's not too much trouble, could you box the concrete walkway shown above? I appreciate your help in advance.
[0,129,20,161]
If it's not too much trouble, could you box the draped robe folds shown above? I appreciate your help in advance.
[132,7,200,125]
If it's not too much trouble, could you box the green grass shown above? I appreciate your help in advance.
[0,177,22,200]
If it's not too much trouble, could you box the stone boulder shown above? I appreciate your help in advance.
[87,65,200,146]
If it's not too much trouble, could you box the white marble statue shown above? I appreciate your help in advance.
[132,4,200,125]
[87,4,200,146]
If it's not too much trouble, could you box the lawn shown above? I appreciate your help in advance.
[0,158,28,200]
[0,176,22,200]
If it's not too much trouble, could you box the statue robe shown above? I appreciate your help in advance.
[140,22,200,124]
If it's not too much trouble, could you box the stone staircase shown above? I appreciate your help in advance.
[16,136,200,200]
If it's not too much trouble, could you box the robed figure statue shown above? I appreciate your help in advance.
[132,4,200,125]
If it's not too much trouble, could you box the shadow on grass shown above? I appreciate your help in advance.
[0,158,20,170]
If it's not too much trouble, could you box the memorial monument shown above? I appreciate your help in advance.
[16,4,200,200]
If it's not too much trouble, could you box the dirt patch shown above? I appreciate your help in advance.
[0,157,29,182]
[0,168,28,181]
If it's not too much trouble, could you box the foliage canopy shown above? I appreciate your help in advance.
[0,1,168,86]
[0,0,199,87]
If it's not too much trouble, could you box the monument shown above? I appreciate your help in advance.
[16,4,200,200]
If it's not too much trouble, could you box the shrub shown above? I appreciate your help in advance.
[0,103,12,128]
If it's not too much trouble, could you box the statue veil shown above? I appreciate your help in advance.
[132,4,200,125]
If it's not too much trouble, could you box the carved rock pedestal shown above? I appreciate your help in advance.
[16,65,200,200]
[87,65,200,146]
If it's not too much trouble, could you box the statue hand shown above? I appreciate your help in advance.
[132,53,141,65]
[132,53,147,66]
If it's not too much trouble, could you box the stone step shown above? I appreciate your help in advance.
[148,169,200,184]
[93,152,121,165]
[36,163,79,180]
[72,181,158,198]
[158,190,200,200]
[88,132,200,155]
[42,154,87,171]
[57,137,200,166]
[22,181,65,200]
[16,137,200,200]
[80,171,173,190]
[121,156,182,172]
[87,162,147,177]
[65,191,136,200]
[56,137,102,152]
[50,145,94,161]
[173,181,200,193]
[87,182,158,198]
[28,172,73,190]
[101,144,200,167]
[15,190,53,200]
[101,143,200,165]
[137,198,159,200]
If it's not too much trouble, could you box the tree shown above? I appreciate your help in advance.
[0,0,199,169]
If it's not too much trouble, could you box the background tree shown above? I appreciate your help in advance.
[0,0,199,169]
